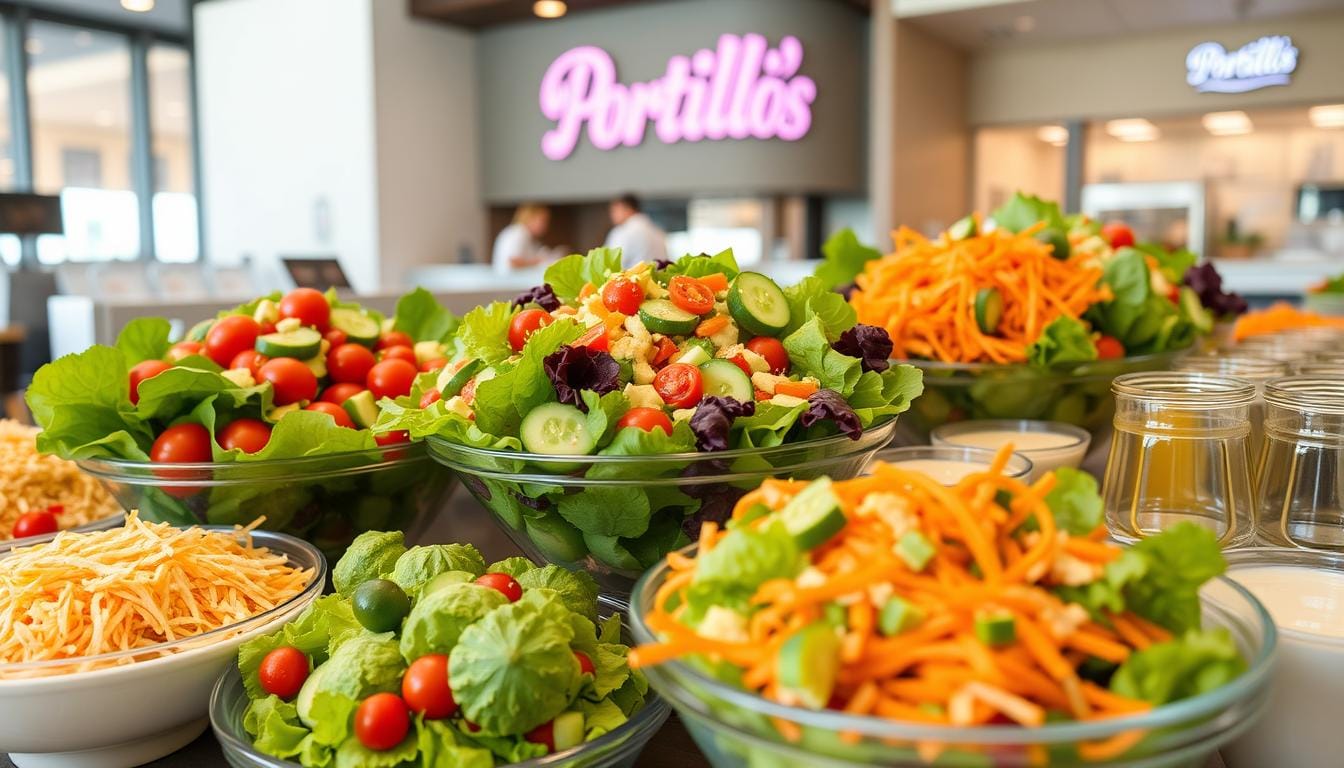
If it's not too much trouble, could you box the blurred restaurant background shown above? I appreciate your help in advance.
[0,0,1340,383]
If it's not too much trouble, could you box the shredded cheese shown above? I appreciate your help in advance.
[0,420,120,540]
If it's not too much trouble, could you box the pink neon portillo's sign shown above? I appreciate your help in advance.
[538,33,817,161]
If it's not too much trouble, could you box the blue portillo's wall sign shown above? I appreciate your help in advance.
[1186,35,1298,94]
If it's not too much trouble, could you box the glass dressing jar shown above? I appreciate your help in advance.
[1256,378,1344,550]
[1174,354,1289,462]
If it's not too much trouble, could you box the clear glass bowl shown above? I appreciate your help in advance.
[77,442,456,561]
[210,596,671,768]
[429,418,899,594]
[901,351,1185,443]
[629,551,1277,768]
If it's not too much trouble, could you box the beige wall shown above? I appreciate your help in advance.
[972,127,1063,215]
[969,11,1344,126]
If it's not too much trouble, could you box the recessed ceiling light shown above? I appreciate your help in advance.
[121,0,155,12]
[1309,104,1344,129]
[24,39,42,56]
[1036,125,1068,146]
[1106,118,1159,142]
[1202,110,1252,136]
[1014,15,1036,33]
[532,0,566,19]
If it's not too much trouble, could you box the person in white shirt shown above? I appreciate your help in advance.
[492,204,562,273]
[604,194,667,268]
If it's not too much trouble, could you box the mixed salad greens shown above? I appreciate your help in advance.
[237,532,651,767]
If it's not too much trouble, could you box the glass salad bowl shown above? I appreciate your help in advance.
[209,595,672,768]
[901,350,1187,444]
[77,442,455,561]
[428,418,899,594]
[629,554,1276,768]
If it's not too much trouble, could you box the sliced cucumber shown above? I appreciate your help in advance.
[974,287,1004,334]
[186,318,214,342]
[329,307,380,346]
[1035,227,1071,259]
[1179,286,1214,334]
[638,299,700,335]
[878,596,926,636]
[776,622,841,709]
[699,359,753,402]
[778,477,847,549]
[342,389,379,428]
[896,530,936,572]
[303,353,326,380]
[552,711,585,751]
[295,664,325,726]
[679,337,716,360]
[256,327,322,359]
[974,612,1016,646]
[674,345,712,366]
[948,215,977,241]
[520,402,596,456]
[436,358,483,397]
[727,272,790,337]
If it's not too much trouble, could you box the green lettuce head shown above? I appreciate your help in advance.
[515,565,599,621]
[332,531,406,596]
[296,633,405,728]
[391,543,487,595]
[399,583,507,661]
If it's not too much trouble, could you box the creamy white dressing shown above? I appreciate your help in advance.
[1230,565,1344,639]
[947,429,1080,452]
[934,425,1088,479]
[889,459,989,486]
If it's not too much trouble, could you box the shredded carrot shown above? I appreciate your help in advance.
[695,315,730,338]
[775,380,819,398]
[1234,301,1344,340]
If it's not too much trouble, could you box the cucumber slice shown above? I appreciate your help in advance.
[778,477,847,549]
[186,318,214,342]
[727,272,790,337]
[974,612,1016,646]
[329,308,380,346]
[638,299,700,335]
[436,358,483,397]
[896,530,936,571]
[948,215,977,241]
[520,402,596,456]
[303,353,326,380]
[342,389,379,428]
[679,338,716,360]
[974,288,1004,334]
[674,345,712,366]
[699,359,753,402]
[1035,227,1071,259]
[878,596,926,636]
[727,502,772,530]
[552,711,585,751]
[1179,286,1214,334]
[776,622,841,709]
[256,327,322,359]
[295,664,325,726]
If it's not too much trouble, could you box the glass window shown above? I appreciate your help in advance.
[0,18,18,267]
[148,44,197,263]
[27,21,136,264]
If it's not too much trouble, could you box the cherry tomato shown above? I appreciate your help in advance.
[421,358,449,373]
[305,401,356,429]
[651,337,679,367]
[575,323,609,352]
[367,359,418,400]
[419,389,443,408]
[729,355,753,377]
[229,349,269,379]
[323,328,348,348]
[258,646,309,700]
[355,693,410,751]
[166,341,203,362]
[218,418,272,453]
[525,720,556,752]
[376,331,413,351]
[327,343,377,385]
[204,315,262,367]
[278,288,330,330]
[12,510,57,539]
[509,309,553,352]
[745,337,789,374]
[128,359,171,405]
[616,407,673,435]
[401,654,457,719]
[474,572,522,602]
[379,345,417,366]
[575,650,595,676]
[150,423,212,463]
[653,363,703,408]
[668,276,715,315]
[259,358,319,406]
[601,278,644,315]
[459,378,479,405]
[1096,335,1126,360]
[375,430,410,446]
[1101,221,1136,249]
[259,321,277,335]
[321,383,365,405]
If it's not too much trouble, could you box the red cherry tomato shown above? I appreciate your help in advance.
[278,288,331,331]
[367,359,418,400]
[354,693,410,751]
[421,358,449,373]
[575,650,595,676]
[166,341,203,362]
[150,423,212,463]
[653,363,703,408]
[327,343,377,385]
[474,572,522,602]
[218,418,272,453]
[259,321,277,335]
[320,383,365,405]
[651,337,678,367]
[376,331,413,351]
[616,407,673,435]
[323,328,348,348]
[459,378,479,405]
[258,646,309,700]
[419,389,442,408]
[12,510,57,539]
[668,276,715,315]
[379,345,417,366]
[305,401,356,429]
[729,355,753,377]
[745,337,789,374]
[509,309,553,352]
[401,654,458,719]
[575,323,610,352]
[204,315,262,367]
[128,359,171,405]
[258,358,319,406]
[1101,221,1136,249]
[1096,335,1126,360]
[525,720,555,752]
[375,430,410,446]
[229,349,269,379]
[601,278,644,315]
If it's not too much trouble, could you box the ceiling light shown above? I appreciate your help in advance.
[1013,15,1036,33]
[1036,125,1068,146]
[121,0,155,11]
[1105,118,1159,142]
[1309,104,1344,129]
[1202,110,1252,136]
[532,0,566,18]
[24,39,42,56]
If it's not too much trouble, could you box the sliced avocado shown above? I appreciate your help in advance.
[265,402,301,423]
[343,389,379,428]
[436,358,484,397]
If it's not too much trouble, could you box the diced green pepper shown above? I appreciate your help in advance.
[974,612,1016,646]
[728,503,773,530]
[823,602,848,629]
[896,531,936,571]
[878,596,925,636]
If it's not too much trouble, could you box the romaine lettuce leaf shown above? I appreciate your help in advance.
[237,594,363,698]
[658,248,740,281]
[992,192,1067,233]
[515,565,599,621]
[693,519,803,591]
[456,301,516,365]
[1026,317,1097,368]
[472,319,583,436]
[332,531,407,596]
[814,228,880,291]
[1110,628,1246,705]
[544,248,623,302]
[115,317,172,365]
[782,317,862,394]
[1042,467,1103,536]
[392,287,458,343]
[782,275,856,339]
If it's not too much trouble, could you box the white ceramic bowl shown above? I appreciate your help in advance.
[0,529,325,768]
[931,418,1090,480]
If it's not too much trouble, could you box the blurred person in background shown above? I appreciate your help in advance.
[492,203,562,273]
[605,193,666,268]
